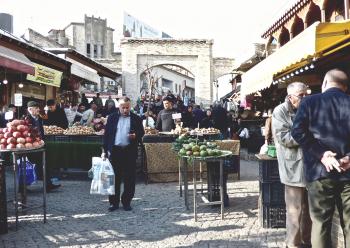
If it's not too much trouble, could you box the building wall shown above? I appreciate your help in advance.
[72,24,86,56]
[121,39,213,105]
[145,66,195,97]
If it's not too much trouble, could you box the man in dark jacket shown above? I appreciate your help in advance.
[45,99,68,129]
[292,68,350,248]
[103,96,144,211]
[212,103,228,138]
[26,101,60,191]
[156,96,177,132]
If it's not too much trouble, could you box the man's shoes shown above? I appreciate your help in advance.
[108,204,119,212]
[46,184,61,192]
[123,205,132,211]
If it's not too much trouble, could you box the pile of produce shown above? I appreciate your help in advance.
[145,126,158,135]
[178,141,222,157]
[189,128,220,136]
[92,117,106,132]
[170,124,189,135]
[63,126,95,135]
[0,119,44,150]
[44,125,65,135]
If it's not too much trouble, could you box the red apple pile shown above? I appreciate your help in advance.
[0,119,45,150]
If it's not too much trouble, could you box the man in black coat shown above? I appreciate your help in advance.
[103,96,144,211]
[292,68,350,248]
[45,99,68,129]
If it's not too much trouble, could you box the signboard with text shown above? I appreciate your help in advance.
[26,63,62,87]
[14,93,22,107]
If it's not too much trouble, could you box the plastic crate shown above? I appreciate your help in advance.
[259,181,285,205]
[259,204,286,228]
[43,135,55,142]
[258,159,280,182]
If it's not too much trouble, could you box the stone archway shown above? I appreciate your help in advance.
[121,38,214,105]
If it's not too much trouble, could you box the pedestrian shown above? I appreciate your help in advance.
[26,101,60,191]
[192,105,205,128]
[81,93,90,109]
[64,103,82,126]
[272,82,311,248]
[45,99,68,129]
[182,105,195,129]
[212,102,229,138]
[156,95,177,132]
[103,96,144,211]
[80,103,97,127]
[200,109,214,128]
[94,93,103,110]
[292,68,350,248]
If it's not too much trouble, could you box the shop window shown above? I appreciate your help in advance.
[94,45,97,58]
[86,43,91,57]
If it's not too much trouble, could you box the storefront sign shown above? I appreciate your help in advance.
[26,63,62,87]
[14,93,22,107]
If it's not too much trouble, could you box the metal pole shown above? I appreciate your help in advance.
[193,159,197,222]
[0,158,8,234]
[184,158,189,210]
[220,159,224,220]
[179,158,182,197]
[43,150,47,223]
[345,0,350,19]
[13,152,18,230]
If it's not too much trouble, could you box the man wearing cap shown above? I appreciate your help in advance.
[156,95,177,132]
[45,99,68,129]
[26,101,60,191]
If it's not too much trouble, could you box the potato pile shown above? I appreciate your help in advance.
[190,128,220,135]
[44,125,65,135]
[144,126,158,135]
[63,126,95,135]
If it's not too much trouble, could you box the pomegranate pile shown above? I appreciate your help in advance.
[0,119,44,150]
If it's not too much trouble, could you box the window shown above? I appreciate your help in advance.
[86,43,91,57]
[100,45,104,58]
[94,45,97,58]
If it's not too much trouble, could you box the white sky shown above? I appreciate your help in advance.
[2,0,298,98]
[2,0,297,58]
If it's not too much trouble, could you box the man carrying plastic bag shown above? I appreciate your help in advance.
[90,157,115,195]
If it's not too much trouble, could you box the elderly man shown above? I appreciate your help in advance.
[27,101,60,191]
[292,69,350,247]
[103,97,144,211]
[272,82,311,248]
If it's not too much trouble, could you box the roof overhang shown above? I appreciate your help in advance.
[241,21,350,96]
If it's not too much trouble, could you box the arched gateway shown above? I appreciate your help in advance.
[121,38,215,105]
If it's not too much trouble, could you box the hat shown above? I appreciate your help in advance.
[8,104,15,108]
[27,101,39,108]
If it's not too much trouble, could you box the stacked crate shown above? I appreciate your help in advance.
[257,154,286,228]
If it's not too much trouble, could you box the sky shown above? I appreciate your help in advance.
[2,0,298,98]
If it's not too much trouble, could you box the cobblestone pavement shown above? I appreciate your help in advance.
[1,160,285,248]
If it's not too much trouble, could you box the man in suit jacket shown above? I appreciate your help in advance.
[292,68,350,248]
[103,96,144,211]
[272,82,311,248]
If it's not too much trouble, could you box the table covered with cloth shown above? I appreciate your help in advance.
[143,140,240,183]
[45,141,102,170]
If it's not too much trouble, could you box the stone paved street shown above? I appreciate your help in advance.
[0,160,285,248]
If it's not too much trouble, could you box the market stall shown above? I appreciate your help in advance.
[43,125,103,170]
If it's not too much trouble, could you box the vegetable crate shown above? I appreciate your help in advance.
[258,159,280,183]
[259,181,285,205]
[259,203,286,228]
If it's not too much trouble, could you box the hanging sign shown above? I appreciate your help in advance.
[14,93,23,107]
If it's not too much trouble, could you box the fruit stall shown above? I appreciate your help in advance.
[143,127,240,183]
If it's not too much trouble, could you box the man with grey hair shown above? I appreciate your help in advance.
[292,68,350,247]
[103,96,144,211]
[272,82,311,248]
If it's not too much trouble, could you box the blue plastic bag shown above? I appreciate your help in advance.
[18,158,37,186]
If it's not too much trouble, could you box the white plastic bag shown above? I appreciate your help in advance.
[259,143,268,155]
[88,157,102,179]
[90,158,115,195]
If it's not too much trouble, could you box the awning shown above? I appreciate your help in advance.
[67,57,101,84]
[0,46,35,75]
[241,20,350,96]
